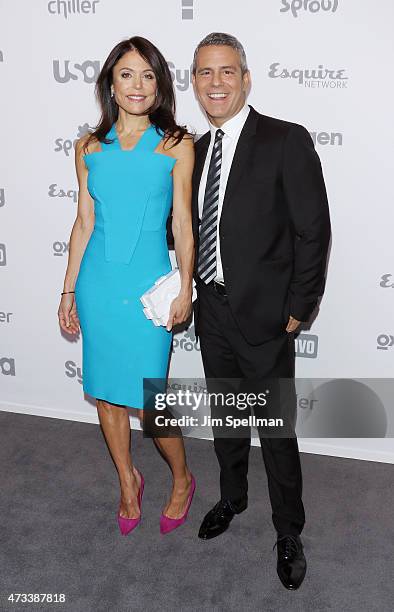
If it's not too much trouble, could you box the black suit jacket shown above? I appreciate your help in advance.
[191,105,331,346]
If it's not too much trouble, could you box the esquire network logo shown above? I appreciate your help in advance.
[49,184,78,203]
[53,60,192,90]
[0,357,15,376]
[0,188,5,207]
[280,0,338,17]
[0,243,6,266]
[65,360,83,384]
[54,123,91,156]
[173,325,200,353]
[377,335,394,351]
[268,63,348,89]
[295,333,318,358]
[380,274,394,288]
[47,0,100,19]
[53,241,69,256]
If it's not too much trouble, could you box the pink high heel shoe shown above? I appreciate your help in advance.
[160,474,196,535]
[117,470,144,536]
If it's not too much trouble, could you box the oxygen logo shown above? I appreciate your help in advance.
[309,131,343,146]
[268,63,348,88]
[377,335,394,351]
[280,0,338,17]
[173,325,200,353]
[0,357,15,376]
[167,62,192,92]
[181,0,194,19]
[295,334,318,358]
[0,243,6,266]
[54,123,91,156]
[53,241,69,256]
[65,360,83,384]
[53,60,100,83]
[48,0,100,19]
[49,184,78,203]
[380,274,394,288]
[0,188,5,208]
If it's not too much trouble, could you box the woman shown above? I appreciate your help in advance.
[58,36,195,536]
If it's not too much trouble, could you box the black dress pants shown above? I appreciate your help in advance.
[197,281,305,536]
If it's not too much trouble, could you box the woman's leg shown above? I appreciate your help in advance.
[97,399,141,519]
[137,410,193,519]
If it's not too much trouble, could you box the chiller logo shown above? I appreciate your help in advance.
[268,63,348,88]
[0,357,15,376]
[0,188,5,207]
[54,123,91,156]
[377,335,394,351]
[0,311,12,324]
[65,360,83,384]
[53,60,100,83]
[53,241,69,256]
[280,0,338,17]
[309,131,343,146]
[380,274,394,288]
[48,0,100,19]
[173,325,200,353]
[295,333,318,358]
[49,184,78,203]
[0,243,6,266]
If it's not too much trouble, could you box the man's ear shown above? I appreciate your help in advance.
[192,73,196,87]
[242,70,251,92]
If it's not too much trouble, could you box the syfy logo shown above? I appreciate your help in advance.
[0,357,15,376]
[49,184,78,203]
[181,0,194,19]
[53,60,100,83]
[377,334,394,351]
[0,311,13,323]
[0,243,6,266]
[380,274,394,288]
[48,0,100,19]
[0,188,5,207]
[310,131,343,146]
[268,63,348,89]
[53,241,69,256]
[295,333,318,358]
[173,325,200,353]
[280,0,338,18]
[168,62,192,92]
[54,123,91,156]
[65,360,83,384]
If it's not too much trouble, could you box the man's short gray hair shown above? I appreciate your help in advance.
[192,32,248,75]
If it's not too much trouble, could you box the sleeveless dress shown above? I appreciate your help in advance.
[74,123,176,408]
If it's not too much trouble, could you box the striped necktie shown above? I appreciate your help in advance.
[198,128,224,284]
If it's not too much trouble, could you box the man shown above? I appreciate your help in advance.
[191,33,331,590]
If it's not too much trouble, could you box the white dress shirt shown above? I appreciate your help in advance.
[198,103,250,283]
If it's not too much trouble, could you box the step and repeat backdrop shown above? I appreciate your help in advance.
[1,1,393,461]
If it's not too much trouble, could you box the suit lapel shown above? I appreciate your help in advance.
[192,132,210,229]
[222,106,259,211]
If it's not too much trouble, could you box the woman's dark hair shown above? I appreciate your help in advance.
[85,36,187,151]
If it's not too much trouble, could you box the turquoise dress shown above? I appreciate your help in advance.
[75,124,176,408]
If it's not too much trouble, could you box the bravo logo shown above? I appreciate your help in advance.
[0,357,15,376]
[173,325,200,352]
[280,0,338,17]
[65,360,83,384]
[295,334,318,358]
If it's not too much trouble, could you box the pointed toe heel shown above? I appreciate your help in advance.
[117,470,144,536]
[160,475,196,535]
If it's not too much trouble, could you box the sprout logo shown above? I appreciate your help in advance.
[280,0,338,17]
[54,123,91,156]
[173,325,200,353]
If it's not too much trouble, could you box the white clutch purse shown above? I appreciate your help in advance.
[140,269,197,327]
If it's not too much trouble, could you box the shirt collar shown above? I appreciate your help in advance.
[208,103,250,140]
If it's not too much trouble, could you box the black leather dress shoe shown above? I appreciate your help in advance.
[275,534,307,590]
[198,499,246,540]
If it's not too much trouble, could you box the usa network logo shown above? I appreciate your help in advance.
[53,60,100,83]
[295,333,318,358]
[280,0,338,17]
[268,63,348,89]
[173,325,200,353]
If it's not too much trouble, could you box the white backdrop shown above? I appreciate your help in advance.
[1,0,393,462]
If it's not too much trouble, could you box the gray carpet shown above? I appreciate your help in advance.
[0,411,393,612]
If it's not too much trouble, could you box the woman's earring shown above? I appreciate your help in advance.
[111,87,114,98]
